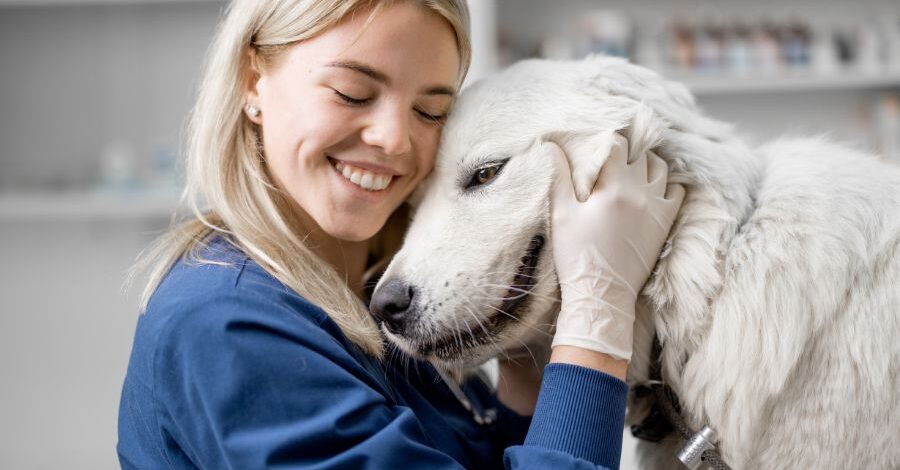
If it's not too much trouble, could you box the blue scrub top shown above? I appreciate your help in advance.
[117,237,627,469]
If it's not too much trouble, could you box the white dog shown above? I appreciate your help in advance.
[371,56,900,469]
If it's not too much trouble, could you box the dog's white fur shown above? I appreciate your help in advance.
[376,56,900,469]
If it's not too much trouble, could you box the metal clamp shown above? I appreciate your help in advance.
[677,425,718,469]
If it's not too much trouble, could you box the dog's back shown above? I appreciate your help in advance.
[650,136,900,469]
[749,138,899,468]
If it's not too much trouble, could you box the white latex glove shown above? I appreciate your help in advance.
[547,135,685,362]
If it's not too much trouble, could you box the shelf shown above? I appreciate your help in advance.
[0,190,180,222]
[676,71,900,96]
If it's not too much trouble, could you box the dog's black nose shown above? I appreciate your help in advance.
[370,279,416,333]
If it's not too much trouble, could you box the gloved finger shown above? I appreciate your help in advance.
[594,135,629,192]
[662,182,686,212]
[604,134,629,171]
[547,141,578,206]
[647,151,669,194]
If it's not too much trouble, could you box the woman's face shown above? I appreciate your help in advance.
[246,2,460,242]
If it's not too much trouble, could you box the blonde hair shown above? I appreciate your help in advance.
[129,0,471,357]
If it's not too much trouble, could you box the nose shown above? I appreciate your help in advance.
[370,279,417,333]
[361,104,412,156]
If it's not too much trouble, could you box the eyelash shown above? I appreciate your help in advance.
[333,90,446,124]
[416,110,446,124]
[334,90,370,106]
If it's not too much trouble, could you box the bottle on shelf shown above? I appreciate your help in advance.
[497,9,900,80]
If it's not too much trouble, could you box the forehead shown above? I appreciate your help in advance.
[278,3,461,88]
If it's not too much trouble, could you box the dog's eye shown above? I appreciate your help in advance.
[466,163,505,189]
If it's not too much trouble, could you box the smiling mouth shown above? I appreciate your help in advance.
[328,156,395,192]
[416,235,545,359]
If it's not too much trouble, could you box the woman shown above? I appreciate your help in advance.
[117,1,683,469]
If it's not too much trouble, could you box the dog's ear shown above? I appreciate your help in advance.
[545,105,662,202]
[546,129,624,202]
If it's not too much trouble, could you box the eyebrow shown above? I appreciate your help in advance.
[325,60,456,97]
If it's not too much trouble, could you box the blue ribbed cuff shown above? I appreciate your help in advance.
[523,363,628,470]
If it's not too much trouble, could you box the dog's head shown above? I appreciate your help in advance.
[370,56,728,368]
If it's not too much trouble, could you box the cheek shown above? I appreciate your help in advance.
[411,129,441,181]
[263,89,356,152]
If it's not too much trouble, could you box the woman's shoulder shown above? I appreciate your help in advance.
[149,237,328,323]
[125,236,383,396]
[135,237,348,364]
[119,241,396,466]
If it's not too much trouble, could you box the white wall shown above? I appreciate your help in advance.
[0,2,221,190]
[0,2,219,468]
[0,220,165,469]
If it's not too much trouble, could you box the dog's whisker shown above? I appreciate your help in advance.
[462,299,512,362]
[481,268,556,280]
[469,269,556,289]
[457,314,478,349]
[448,309,466,354]
[475,289,531,301]
[461,303,493,341]
[481,270,553,281]
[496,331,542,371]
[481,303,554,339]
[473,287,561,304]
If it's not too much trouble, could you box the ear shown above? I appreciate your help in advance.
[545,104,662,202]
[546,129,624,202]
[244,47,264,125]
[623,103,663,161]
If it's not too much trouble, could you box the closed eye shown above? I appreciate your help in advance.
[415,109,446,124]
[334,90,445,123]
[465,161,508,189]
[333,89,370,105]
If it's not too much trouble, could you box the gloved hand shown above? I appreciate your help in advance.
[547,135,685,362]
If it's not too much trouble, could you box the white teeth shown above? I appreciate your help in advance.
[360,173,374,190]
[330,159,394,192]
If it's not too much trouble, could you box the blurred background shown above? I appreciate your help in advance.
[0,0,897,468]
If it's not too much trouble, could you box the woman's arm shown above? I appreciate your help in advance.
[497,359,543,415]
[504,363,628,470]
[136,282,619,470]
[550,346,627,380]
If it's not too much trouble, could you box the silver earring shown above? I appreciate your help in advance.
[246,104,260,117]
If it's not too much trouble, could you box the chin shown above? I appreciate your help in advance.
[322,217,386,243]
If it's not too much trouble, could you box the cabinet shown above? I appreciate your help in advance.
[466,0,900,159]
